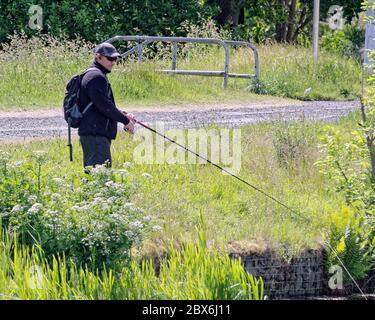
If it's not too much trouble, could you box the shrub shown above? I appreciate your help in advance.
[0,0,218,44]
[0,155,150,271]
[321,24,365,60]
[325,207,373,284]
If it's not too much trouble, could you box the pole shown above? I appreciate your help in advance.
[313,0,320,64]
[67,119,73,162]
[365,0,375,73]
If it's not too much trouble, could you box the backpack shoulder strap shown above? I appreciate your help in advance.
[79,67,102,114]
[80,67,107,114]
[82,67,104,76]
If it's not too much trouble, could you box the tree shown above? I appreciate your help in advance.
[274,0,312,43]
[268,0,361,43]
[205,0,246,27]
[206,0,364,43]
[0,0,218,44]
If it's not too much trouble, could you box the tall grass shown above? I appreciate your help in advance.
[0,227,263,300]
[0,118,352,258]
[0,33,361,111]
[255,44,361,100]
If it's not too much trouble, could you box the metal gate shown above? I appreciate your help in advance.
[105,35,259,88]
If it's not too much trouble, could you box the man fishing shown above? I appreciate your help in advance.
[78,42,135,169]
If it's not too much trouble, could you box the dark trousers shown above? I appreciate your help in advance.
[79,135,112,168]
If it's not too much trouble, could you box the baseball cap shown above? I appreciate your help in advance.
[94,42,121,58]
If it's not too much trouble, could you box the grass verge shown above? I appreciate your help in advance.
[0,34,361,111]
[1,114,362,258]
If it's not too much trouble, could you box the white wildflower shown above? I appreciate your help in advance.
[130,220,143,229]
[28,195,37,203]
[27,203,43,215]
[33,150,47,157]
[0,151,10,160]
[107,196,117,204]
[105,181,121,189]
[116,169,128,176]
[33,150,48,163]
[93,197,104,205]
[152,225,162,232]
[105,181,115,188]
[51,193,62,202]
[124,202,134,207]
[11,204,23,213]
[91,164,109,175]
[10,160,25,168]
[125,230,134,238]
[52,178,65,185]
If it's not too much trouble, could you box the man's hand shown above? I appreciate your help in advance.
[124,119,135,134]
[126,112,135,121]
[122,111,136,134]
[122,111,135,122]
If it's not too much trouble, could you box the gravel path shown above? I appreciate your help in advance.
[0,100,360,142]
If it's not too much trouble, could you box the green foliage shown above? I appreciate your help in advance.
[326,207,373,283]
[271,119,319,170]
[0,33,362,111]
[315,125,372,205]
[316,122,375,277]
[250,44,361,101]
[0,0,365,46]
[315,27,375,279]
[208,0,363,44]
[0,0,217,44]
[233,0,285,43]
[0,122,339,257]
[321,24,365,60]
[120,225,264,300]
[0,226,264,300]
[319,0,362,23]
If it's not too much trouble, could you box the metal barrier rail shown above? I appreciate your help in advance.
[105,36,259,88]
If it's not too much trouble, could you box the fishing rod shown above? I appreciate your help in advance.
[134,118,306,221]
[129,118,368,299]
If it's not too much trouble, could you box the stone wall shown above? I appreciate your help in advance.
[230,249,324,299]
[149,244,374,299]
[230,249,375,299]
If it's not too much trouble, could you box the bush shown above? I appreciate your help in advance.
[0,153,150,270]
[321,24,365,60]
[325,207,373,284]
[316,121,375,283]
[0,0,218,44]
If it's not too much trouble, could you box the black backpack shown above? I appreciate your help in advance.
[63,67,97,161]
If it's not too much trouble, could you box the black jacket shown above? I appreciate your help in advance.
[78,61,129,140]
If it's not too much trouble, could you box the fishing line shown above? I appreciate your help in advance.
[132,118,368,299]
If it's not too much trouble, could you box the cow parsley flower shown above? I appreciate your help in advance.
[27,203,43,215]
